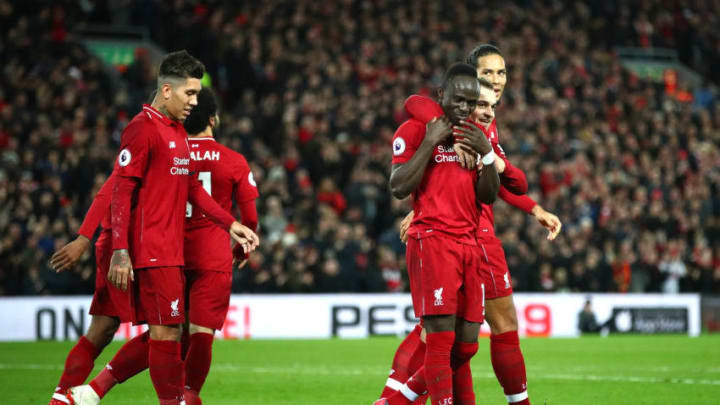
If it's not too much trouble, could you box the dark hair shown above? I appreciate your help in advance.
[184,87,218,135]
[466,44,503,68]
[441,63,478,89]
[158,50,205,81]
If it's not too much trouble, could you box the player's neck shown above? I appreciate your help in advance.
[188,126,214,138]
[150,94,175,121]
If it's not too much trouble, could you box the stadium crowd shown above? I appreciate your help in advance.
[0,0,719,296]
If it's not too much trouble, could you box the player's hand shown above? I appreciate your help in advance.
[229,221,259,253]
[453,143,477,170]
[494,156,506,173]
[399,211,415,243]
[453,120,492,155]
[232,242,249,268]
[50,235,91,273]
[532,205,562,240]
[108,249,134,291]
[425,117,453,146]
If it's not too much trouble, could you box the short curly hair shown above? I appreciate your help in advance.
[184,87,218,135]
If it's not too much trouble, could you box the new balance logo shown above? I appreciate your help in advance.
[504,272,511,289]
[169,141,176,149]
[434,288,444,306]
[170,298,180,317]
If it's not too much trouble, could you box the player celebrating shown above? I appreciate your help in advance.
[181,87,259,403]
[387,63,500,405]
[65,50,257,405]
[378,44,562,405]
[64,87,259,405]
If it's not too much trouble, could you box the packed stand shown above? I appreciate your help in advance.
[0,0,719,296]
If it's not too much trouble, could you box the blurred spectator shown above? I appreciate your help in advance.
[1,0,719,295]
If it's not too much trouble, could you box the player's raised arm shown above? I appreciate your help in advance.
[390,117,452,199]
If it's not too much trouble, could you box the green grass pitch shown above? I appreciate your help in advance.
[1,335,719,404]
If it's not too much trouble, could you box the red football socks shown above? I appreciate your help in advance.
[184,332,214,393]
[181,327,191,360]
[149,339,184,402]
[424,331,455,405]
[490,331,530,404]
[56,336,100,392]
[386,365,428,405]
[381,324,425,398]
[451,341,478,405]
[89,331,150,398]
[89,368,116,399]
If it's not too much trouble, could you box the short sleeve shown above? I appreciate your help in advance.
[234,154,259,202]
[391,120,425,165]
[114,121,153,179]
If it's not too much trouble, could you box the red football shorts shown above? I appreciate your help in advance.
[478,238,513,300]
[89,233,136,323]
[185,269,232,330]
[406,234,485,323]
[132,266,185,325]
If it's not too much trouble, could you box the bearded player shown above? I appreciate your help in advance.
[61,50,257,405]
[378,45,562,405]
[51,87,258,405]
[180,87,259,404]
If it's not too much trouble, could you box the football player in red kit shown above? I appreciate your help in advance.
[387,63,500,405]
[181,87,259,404]
[377,45,561,405]
[62,50,257,405]
[60,87,259,405]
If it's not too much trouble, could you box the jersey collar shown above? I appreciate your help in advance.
[143,104,179,127]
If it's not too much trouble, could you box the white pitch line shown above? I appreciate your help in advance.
[2,363,719,386]
[531,372,720,386]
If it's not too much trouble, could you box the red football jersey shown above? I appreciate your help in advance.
[477,119,501,240]
[477,119,535,241]
[113,104,194,268]
[391,119,480,244]
[184,137,259,272]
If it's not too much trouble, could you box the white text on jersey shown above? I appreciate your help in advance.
[190,150,220,161]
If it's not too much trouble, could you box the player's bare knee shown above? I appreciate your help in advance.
[189,323,214,335]
[486,296,519,334]
[422,314,455,333]
[455,318,481,342]
[86,316,120,348]
[149,324,182,341]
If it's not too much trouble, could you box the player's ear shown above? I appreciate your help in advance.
[161,82,173,100]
